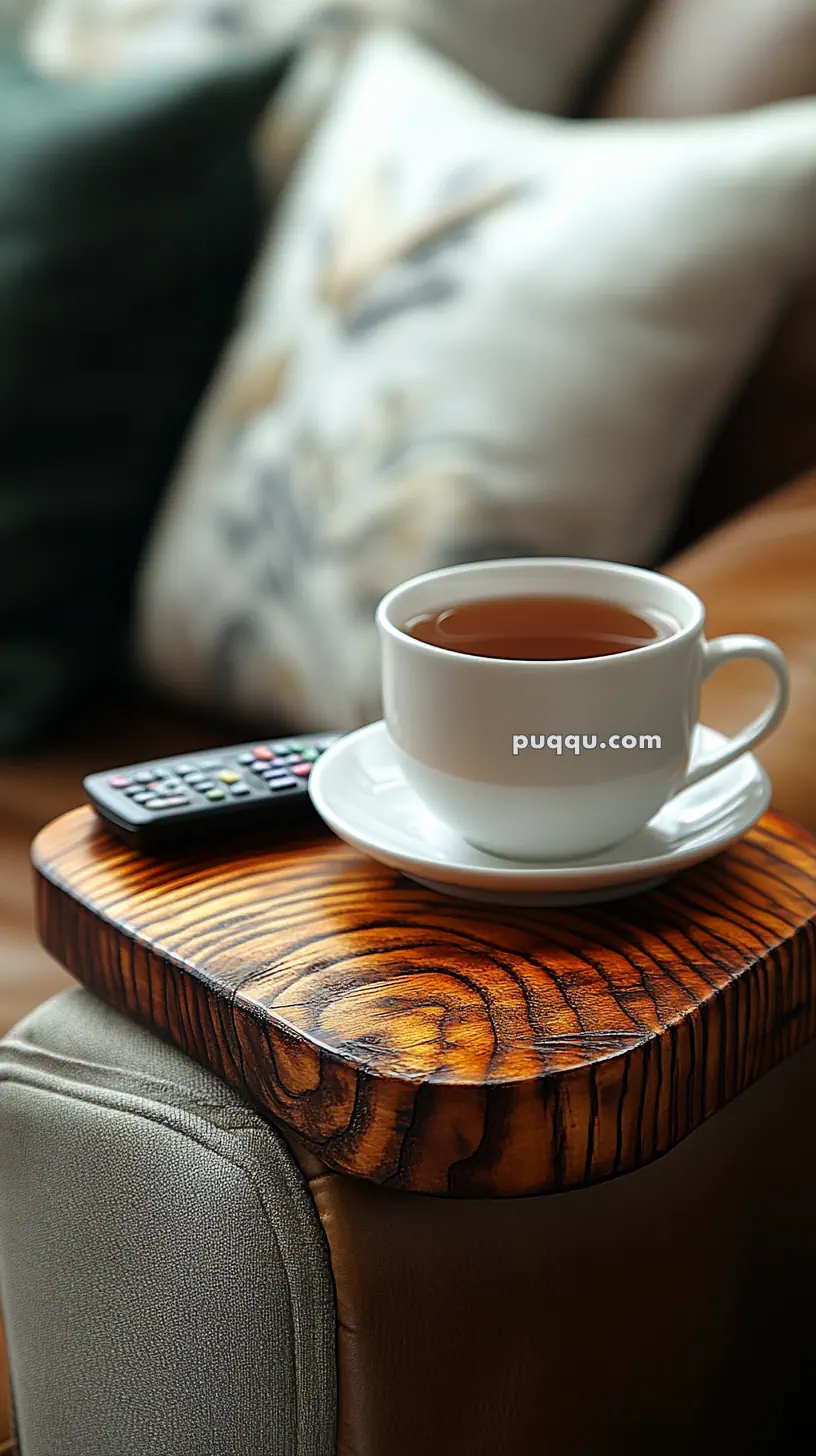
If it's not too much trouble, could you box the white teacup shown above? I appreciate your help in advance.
[376,558,789,862]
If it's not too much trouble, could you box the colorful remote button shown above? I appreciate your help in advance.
[83,730,344,851]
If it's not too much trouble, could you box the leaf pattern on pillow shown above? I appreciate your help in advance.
[343,273,460,337]
[400,217,480,268]
[218,345,292,431]
[204,384,501,726]
[317,162,522,317]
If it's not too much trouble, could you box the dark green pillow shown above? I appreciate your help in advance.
[0,39,293,749]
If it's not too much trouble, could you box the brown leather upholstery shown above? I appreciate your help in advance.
[598,0,816,117]
[670,274,816,552]
[594,0,816,550]
[286,1034,816,1456]
[664,469,816,831]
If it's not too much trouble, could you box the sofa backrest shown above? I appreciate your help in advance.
[589,0,816,549]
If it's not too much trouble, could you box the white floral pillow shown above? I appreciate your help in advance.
[134,31,816,732]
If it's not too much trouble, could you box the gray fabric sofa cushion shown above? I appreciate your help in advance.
[0,987,337,1456]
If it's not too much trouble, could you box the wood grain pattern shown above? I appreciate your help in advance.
[33,806,816,1197]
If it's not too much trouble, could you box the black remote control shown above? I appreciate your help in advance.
[83,732,344,852]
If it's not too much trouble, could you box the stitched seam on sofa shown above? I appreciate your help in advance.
[0,1035,252,1116]
[0,1064,338,1455]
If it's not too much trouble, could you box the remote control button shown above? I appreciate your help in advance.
[291,763,312,778]
[143,796,172,809]
[262,766,291,779]
[287,740,305,752]
[229,783,251,797]
[237,753,255,766]
[301,748,319,762]
[174,763,196,775]
[267,777,296,792]
[108,775,130,789]
[250,762,270,775]
[160,779,184,792]
[272,753,299,766]
[133,792,153,805]
[216,770,240,784]
[194,779,215,792]
[197,760,221,772]
[252,746,274,761]
[162,795,190,808]
[268,741,291,754]
[122,785,143,797]
[205,788,226,802]
[134,770,156,785]
[147,781,165,792]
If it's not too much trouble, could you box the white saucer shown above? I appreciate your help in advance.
[308,721,771,907]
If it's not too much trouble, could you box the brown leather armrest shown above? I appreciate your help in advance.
[663,468,816,830]
[288,1041,816,1456]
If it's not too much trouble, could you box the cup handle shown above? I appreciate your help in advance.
[675,635,790,794]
